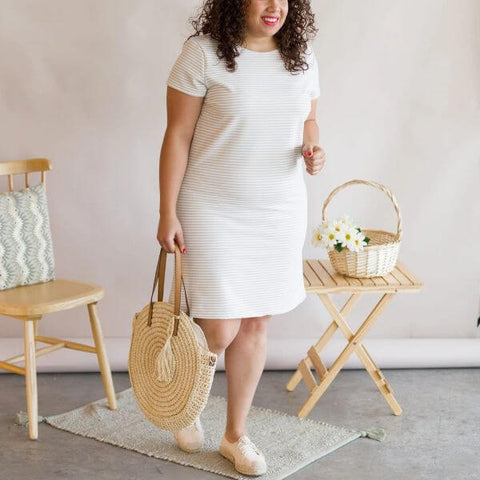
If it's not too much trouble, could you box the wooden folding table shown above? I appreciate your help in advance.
[286,258,423,418]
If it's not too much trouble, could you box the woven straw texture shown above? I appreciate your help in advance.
[128,302,216,431]
[128,246,217,432]
[322,179,402,278]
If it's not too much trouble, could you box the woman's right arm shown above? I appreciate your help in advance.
[157,86,204,253]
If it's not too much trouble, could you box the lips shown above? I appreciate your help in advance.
[262,16,279,25]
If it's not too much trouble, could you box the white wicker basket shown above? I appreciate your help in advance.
[322,179,402,278]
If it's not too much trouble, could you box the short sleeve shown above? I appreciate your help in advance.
[167,37,207,97]
[306,44,321,99]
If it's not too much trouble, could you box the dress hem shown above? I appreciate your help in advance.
[187,289,307,320]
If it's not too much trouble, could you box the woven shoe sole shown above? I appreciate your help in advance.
[176,440,202,453]
[219,442,267,476]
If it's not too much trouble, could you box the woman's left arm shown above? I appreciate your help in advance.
[302,99,326,175]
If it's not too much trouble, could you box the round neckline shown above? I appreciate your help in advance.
[240,45,279,54]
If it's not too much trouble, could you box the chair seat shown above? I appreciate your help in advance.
[0,278,104,317]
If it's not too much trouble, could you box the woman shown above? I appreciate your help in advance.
[157,0,326,475]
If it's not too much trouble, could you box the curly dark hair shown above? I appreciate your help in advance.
[186,0,318,74]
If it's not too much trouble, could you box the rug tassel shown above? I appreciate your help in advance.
[359,426,386,441]
[15,411,47,427]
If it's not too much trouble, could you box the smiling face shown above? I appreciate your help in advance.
[243,0,288,48]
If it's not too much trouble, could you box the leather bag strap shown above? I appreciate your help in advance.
[147,243,190,333]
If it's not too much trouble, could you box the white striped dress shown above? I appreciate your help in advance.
[166,33,320,319]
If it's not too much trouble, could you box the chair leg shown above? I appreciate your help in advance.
[87,302,117,410]
[24,320,38,440]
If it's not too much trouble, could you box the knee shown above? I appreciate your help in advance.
[194,318,241,353]
[240,315,271,337]
[209,330,238,352]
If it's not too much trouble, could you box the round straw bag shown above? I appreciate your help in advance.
[128,244,218,432]
[322,179,402,278]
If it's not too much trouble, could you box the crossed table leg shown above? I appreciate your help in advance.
[286,291,402,418]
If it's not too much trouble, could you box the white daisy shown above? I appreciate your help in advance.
[321,225,338,250]
[339,214,356,228]
[352,232,368,252]
[331,218,345,236]
[311,226,323,247]
[336,225,358,249]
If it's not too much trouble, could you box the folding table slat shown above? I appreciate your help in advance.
[395,260,422,286]
[357,276,376,286]
[383,270,401,286]
[389,265,411,285]
[306,259,333,287]
[369,274,389,287]
[316,260,350,286]
[303,260,322,287]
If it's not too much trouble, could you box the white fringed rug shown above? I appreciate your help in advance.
[16,388,385,480]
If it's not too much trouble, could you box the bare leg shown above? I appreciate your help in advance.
[193,317,241,356]
[223,315,271,443]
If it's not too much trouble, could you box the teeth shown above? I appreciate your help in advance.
[263,17,278,22]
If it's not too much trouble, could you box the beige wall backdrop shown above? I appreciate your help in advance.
[1,0,479,370]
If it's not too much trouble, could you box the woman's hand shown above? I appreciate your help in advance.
[302,143,326,175]
[157,213,187,254]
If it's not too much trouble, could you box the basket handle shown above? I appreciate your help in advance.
[321,179,402,242]
[147,243,190,334]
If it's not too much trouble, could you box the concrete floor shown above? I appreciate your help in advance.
[1,368,479,480]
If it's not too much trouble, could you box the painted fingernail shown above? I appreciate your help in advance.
[306,150,313,157]
[182,248,187,254]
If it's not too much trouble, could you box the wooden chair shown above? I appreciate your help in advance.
[0,158,117,440]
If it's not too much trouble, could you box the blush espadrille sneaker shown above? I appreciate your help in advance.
[219,434,267,476]
[173,416,204,452]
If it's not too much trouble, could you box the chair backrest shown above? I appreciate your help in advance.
[0,158,52,193]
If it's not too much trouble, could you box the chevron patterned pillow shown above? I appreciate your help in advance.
[0,182,56,290]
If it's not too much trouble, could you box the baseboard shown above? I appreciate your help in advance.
[1,337,479,373]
